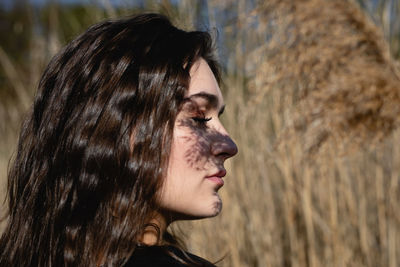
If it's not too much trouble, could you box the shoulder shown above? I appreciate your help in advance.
[124,245,216,267]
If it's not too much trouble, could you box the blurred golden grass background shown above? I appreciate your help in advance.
[2,0,400,266]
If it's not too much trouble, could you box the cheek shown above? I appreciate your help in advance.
[159,129,207,205]
[177,130,211,171]
[162,131,196,195]
[168,131,192,172]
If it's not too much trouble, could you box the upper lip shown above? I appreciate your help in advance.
[206,169,226,178]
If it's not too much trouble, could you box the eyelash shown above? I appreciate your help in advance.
[192,117,212,124]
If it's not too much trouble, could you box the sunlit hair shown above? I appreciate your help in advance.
[0,13,220,266]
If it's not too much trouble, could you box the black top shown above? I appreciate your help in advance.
[124,245,217,267]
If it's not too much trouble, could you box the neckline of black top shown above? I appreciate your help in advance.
[124,245,217,267]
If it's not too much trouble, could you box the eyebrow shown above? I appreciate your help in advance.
[183,91,225,116]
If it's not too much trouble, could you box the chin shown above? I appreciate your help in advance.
[207,195,223,217]
[184,201,223,220]
[169,196,224,220]
[210,200,222,217]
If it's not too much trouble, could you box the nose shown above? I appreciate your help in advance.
[210,132,238,160]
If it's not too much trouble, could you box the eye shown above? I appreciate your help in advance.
[192,117,212,124]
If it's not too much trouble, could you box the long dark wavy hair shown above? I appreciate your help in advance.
[0,13,220,266]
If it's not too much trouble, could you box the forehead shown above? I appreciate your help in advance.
[187,58,223,107]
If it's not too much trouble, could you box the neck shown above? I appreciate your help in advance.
[139,213,169,246]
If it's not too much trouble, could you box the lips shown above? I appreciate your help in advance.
[205,169,226,187]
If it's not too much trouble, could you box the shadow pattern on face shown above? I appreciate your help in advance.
[176,100,237,171]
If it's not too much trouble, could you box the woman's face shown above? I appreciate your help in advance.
[159,58,238,220]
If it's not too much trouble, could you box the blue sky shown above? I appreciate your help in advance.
[0,0,159,9]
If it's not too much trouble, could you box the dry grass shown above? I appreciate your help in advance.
[181,0,400,266]
[2,0,400,266]
[256,0,400,156]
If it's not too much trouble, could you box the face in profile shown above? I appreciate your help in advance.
[159,58,238,220]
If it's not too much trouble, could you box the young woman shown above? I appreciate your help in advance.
[0,13,237,266]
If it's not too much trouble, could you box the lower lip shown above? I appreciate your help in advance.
[206,177,224,187]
